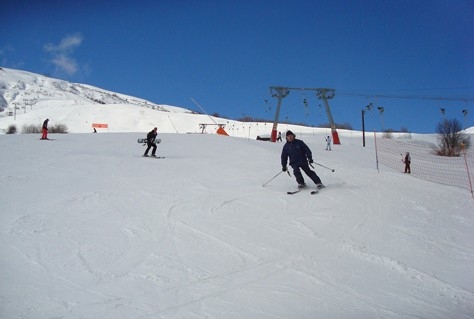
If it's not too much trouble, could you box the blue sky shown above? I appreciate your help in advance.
[1,0,473,133]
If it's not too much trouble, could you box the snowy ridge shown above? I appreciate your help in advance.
[0,67,197,135]
[0,67,191,114]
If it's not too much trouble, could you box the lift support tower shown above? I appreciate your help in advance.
[269,86,341,144]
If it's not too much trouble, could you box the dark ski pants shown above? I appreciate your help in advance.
[144,143,157,156]
[292,164,322,185]
[405,162,411,173]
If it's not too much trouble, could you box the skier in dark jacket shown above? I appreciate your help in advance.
[403,152,411,173]
[281,130,324,189]
[143,127,158,157]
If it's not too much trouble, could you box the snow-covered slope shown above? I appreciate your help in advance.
[0,132,473,318]
[0,67,209,134]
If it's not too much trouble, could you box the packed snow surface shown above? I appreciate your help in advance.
[1,132,473,319]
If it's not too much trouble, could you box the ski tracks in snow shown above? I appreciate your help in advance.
[342,242,474,316]
[127,190,297,317]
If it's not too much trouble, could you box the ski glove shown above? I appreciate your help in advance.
[308,159,313,164]
[282,166,287,172]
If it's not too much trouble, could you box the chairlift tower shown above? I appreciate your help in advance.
[316,88,340,144]
[269,86,289,142]
[269,86,341,144]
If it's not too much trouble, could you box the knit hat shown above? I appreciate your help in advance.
[286,130,294,137]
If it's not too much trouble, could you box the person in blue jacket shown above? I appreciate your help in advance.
[281,130,324,189]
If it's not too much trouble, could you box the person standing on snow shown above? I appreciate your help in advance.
[403,152,411,173]
[281,130,324,189]
[143,127,158,157]
[41,118,49,140]
[325,135,332,151]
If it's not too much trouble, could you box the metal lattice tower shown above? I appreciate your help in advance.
[269,86,341,144]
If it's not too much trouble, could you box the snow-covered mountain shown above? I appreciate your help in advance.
[0,67,309,137]
[0,67,234,135]
[0,67,191,113]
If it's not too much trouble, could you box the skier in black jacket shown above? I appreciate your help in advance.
[144,127,158,157]
[281,130,324,189]
[403,152,411,173]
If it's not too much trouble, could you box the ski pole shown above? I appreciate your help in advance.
[262,170,290,187]
[311,162,335,172]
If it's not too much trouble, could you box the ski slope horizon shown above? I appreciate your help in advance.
[1,67,473,136]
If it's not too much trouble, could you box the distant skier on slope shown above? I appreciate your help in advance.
[41,118,49,140]
[277,131,282,142]
[281,130,324,189]
[403,152,411,173]
[325,135,332,151]
[143,127,158,157]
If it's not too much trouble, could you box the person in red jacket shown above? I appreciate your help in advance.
[41,119,49,140]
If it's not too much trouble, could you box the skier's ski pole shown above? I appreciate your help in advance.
[262,170,290,187]
[312,162,335,172]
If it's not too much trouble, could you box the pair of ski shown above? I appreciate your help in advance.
[287,186,323,195]
[143,155,165,159]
